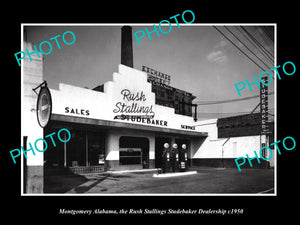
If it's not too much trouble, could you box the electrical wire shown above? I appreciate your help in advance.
[261,26,274,42]
[224,26,273,69]
[196,26,275,120]
[260,26,274,45]
[196,108,274,115]
[257,26,273,52]
[195,91,274,105]
[241,27,274,58]
[213,26,269,72]
[195,110,275,121]
[235,26,274,64]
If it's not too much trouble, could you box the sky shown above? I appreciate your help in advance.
[25,24,275,120]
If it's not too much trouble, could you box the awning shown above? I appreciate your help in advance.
[50,114,208,137]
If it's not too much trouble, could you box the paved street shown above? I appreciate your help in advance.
[45,167,274,194]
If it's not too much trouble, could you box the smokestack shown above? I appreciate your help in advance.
[121,26,133,68]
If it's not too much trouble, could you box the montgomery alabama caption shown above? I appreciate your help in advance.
[59,208,243,216]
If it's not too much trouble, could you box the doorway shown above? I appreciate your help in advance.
[119,136,150,168]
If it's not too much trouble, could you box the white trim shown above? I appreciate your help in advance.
[153,171,197,178]
[108,168,158,174]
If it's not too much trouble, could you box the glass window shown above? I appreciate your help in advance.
[88,132,105,166]
[68,131,86,166]
[119,148,142,165]
[119,136,149,166]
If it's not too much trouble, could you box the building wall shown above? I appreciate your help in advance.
[22,42,44,193]
[50,64,199,133]
[151,84,195,116]
[191,119,270,168]
[41,62,272,171]
[47,64,207,172]
[217,113,262,138]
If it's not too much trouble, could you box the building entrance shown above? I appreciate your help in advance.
[119,136,150,168]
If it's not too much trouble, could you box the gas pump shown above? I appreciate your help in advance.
[162,143,170,173]
[171,143,179,172]
[179,144,187,172]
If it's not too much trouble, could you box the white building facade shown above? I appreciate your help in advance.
[21,42,272,194]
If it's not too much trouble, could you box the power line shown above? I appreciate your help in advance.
[213,26,268,72]
[245,26,274,58]
[260,26,274,44]
[195,91,274,105]
[262,26,274,42]
[257,26,273,51]
[195,109,275,120]
[224,26,273,69]
[241,27,274,58]
[197,109,274,116]
[250,102,261,114]
[235,26,274,64]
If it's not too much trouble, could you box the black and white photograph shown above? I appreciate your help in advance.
[4,5,298,220]
[20,23,276,195]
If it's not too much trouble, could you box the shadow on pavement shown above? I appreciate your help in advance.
[73,173,132,193]
[44,166,89,193]
[44,166,133,193]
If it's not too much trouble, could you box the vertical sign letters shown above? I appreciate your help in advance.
[260,76,269,134]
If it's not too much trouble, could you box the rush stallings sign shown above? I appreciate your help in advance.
[113,88,168,127]
[113,89,155,118]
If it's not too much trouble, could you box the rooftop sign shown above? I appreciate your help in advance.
[142,65,171,87]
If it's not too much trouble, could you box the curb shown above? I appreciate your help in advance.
[108,168,159,174]
[153,171,197,178]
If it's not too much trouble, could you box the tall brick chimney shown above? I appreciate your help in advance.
[121,26,133,68]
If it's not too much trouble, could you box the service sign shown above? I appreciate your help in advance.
[36,86,52,128]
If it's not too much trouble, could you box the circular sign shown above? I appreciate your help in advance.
[163,143,169,149]
[173,143,178,149]
[36,87,52,128]
[182,144,187,149]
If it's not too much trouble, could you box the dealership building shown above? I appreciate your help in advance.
[21,26,274,193]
